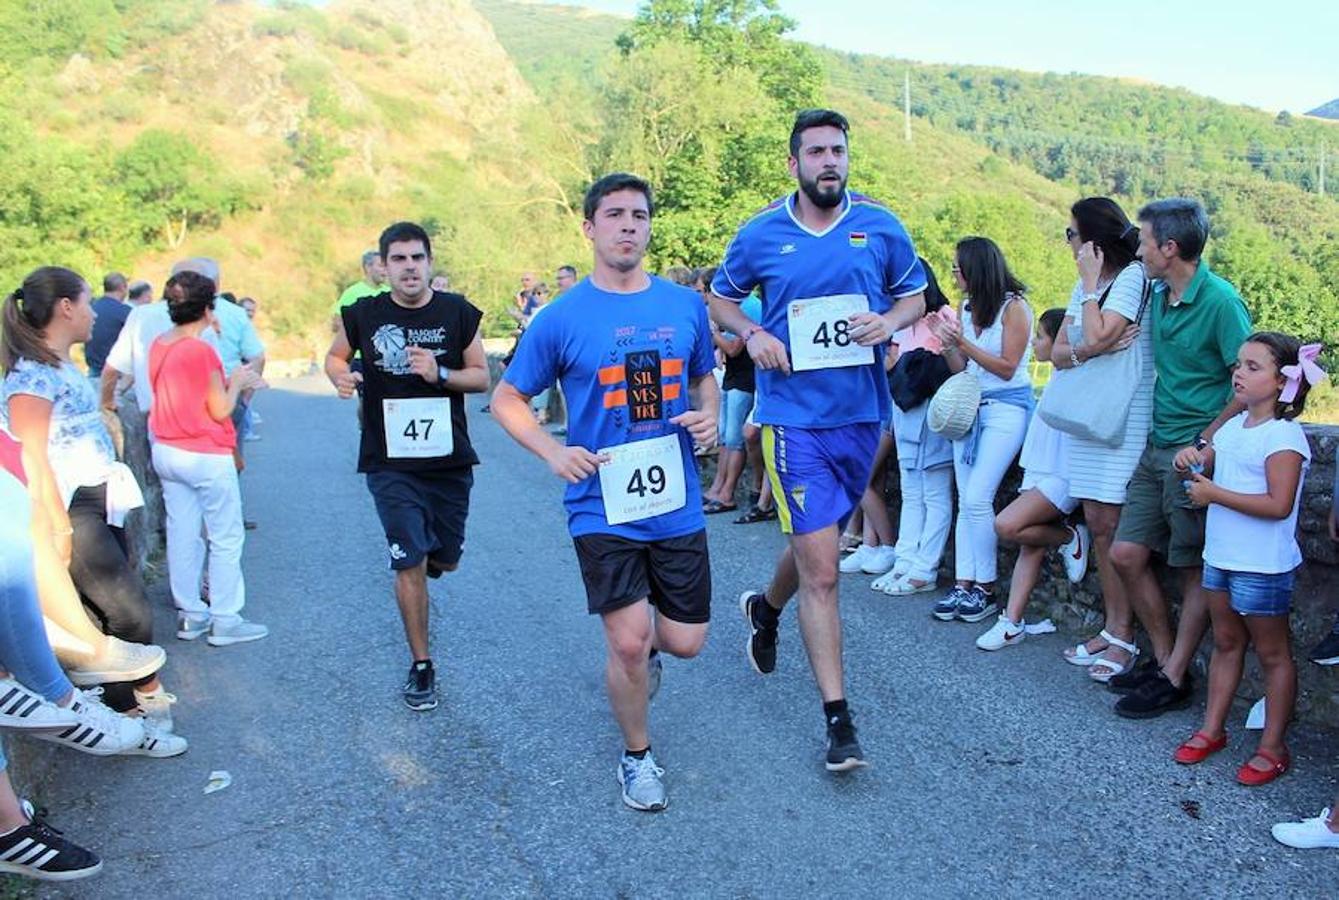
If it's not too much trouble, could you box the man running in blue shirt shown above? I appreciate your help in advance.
[493,173,720,812]
[711,109,927,771]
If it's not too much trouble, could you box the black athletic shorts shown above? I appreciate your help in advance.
[366,468,473,571]
[572,529,711,624]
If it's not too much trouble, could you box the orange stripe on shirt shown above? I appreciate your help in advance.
[598,365,626,386]
[662,383,682,401]
[603,389,627,408]
[660,358,684,377]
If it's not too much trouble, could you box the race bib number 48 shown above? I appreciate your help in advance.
[597,433,686,526]
[787,293,875,372]
[383,397,454,458]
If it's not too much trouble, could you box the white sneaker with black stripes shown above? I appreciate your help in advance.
[30,688,145,756]
[123,719,188,758]
[0,677,78,731]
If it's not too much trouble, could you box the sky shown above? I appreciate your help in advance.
[535,0,1337,113]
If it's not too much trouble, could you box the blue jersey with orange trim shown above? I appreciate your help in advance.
[503,276,716,540]
[712,190,926,428]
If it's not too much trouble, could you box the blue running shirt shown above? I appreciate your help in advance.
[504,276,716,541]
[712,191,927,428]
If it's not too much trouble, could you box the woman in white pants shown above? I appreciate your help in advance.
[930,237,1033,625]
[149,271,268,647]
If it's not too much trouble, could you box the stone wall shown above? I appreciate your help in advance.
[880,425,1339,729]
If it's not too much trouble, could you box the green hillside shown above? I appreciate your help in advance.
[2,0,1336,416]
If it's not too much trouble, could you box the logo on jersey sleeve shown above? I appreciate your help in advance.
[848,231,868,248]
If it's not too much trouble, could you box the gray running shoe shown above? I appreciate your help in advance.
[207,618,269,647]
[825,715,868,773]
[403,661,438,712]
[647,652,662,702]
[617,751,668,812]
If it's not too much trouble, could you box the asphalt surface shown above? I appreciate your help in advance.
[18,375,1338,898]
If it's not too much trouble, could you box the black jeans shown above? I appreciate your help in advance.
[68,484,155,711]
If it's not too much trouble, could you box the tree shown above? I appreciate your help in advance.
[114,130,241,247]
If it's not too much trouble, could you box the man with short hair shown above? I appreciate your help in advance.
[492,173,719,812]
[709,109,927,771]
[127,280,153,306]
[332,250,388,333]
[325,222,489,712]
[1107,198,1252,719]
[555,265,577,295]
[85,273,131,378]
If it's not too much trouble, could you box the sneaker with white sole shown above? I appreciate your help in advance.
[955,586,999,624]
[0,677,78,730]
[66,638,166,687]
[1060,524,1091,584]
[839,545,876,574]
[123,719,187,758]
[1272,808,1339,849]
[31,688,145,756]
[933,585,971,621]
[176,614,210,641]
[207,618,269,647]
[976,615,1027,651]
[0,815,103,881]
[617,751,667,811]
[859,545,898,575]
[134,689,177,733]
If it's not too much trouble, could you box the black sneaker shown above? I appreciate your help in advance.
[1106,656,1160,695]
[1114,670,1194,719]
[739,591,778,675]
[933,585,971,621]
[954,586,999,623]
[0,816,102,881]
[1308,618,1339,666]
[825,714,868,772]
[403,661,438,711]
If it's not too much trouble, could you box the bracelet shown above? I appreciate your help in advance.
[1069,348,1083,368]
[742,326,763,343]
[1081,292,1101,304]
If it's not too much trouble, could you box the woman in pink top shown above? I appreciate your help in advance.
[149,272,268,647]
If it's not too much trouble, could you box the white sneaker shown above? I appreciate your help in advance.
[0,676,78,730]
[66,637,166,686]
[1060,524,1091,584]
[207,618,269,647]
[1272,809,1339,849]
[839,545,875,574]
[177,614,211,641]
[859,545,898,575]
[123,719,188,758]
[134,688,177,733]
[976,614,1027,651]
[32,688,145,756]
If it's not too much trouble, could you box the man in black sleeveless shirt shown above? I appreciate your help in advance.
[324,222,489,711]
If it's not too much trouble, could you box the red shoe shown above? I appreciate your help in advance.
[1237,748,1290,786]
[1173,730,1228,765]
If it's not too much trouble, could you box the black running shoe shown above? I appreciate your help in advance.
[0,816,102,882]
[825,714,868,772]
[403,661,438,711]
[1308,618,1339,666]
[1114,670,1193,719]
[1106,656,1159,695]
[739,591,778,675]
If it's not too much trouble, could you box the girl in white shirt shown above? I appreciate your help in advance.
[1175,332,1321,787]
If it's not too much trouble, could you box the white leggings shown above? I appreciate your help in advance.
[152,442,247,624]
[951,402,1028,584]
[892,464,953,582]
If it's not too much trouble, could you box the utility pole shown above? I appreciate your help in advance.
[905,69,915,142]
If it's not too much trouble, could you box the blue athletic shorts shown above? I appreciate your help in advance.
[761,423,880,535]
[1202,563,1294,617]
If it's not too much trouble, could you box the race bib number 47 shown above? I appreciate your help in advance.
[383,397,454,458]
[787,293,875,372]
[597,433,686,526]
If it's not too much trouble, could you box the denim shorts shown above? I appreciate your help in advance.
[718,389,754,451]
[1202,563,1295,617]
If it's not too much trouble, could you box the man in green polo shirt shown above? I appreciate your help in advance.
[1107,198,1251,718]
[330,250,387,333]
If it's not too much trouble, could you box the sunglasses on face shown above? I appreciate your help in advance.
[1065,227,1079,242]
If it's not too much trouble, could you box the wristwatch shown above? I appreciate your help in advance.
[1193,434,1210,451]
[437,365,450,386]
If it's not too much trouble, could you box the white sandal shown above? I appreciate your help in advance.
[1064,629,1117,667]
[1087,634,1140,683]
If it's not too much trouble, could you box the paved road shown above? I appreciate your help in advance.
[20,376,1337,898]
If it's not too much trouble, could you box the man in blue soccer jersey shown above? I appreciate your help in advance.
[710,109,928,772]
[492,173,720,812]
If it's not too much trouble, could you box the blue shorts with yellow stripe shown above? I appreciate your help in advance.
[761,423,881,535]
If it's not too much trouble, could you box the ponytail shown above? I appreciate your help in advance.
[0,266,86,372]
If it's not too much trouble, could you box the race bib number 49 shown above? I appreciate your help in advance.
[787,293,875,372]
[383,397,454,458]
[597,433,686,526]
